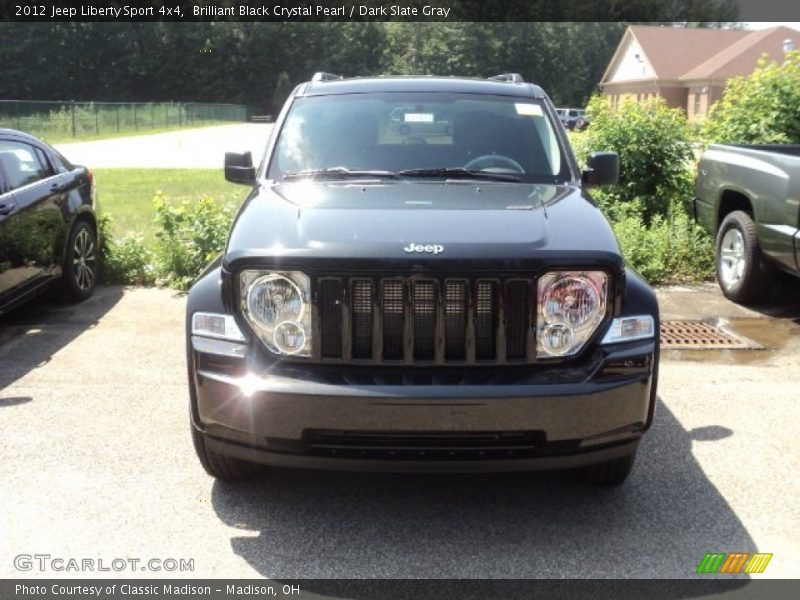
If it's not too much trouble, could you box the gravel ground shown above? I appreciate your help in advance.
[0,282,799,580]
[54,124,272,169]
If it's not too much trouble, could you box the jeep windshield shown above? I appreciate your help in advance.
[268,92,570,184]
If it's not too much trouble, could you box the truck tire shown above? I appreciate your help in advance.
[715,210,770,304]
[579,451,636,486]
[191,423,256,482]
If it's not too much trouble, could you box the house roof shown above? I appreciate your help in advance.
[629,26,748,81]
[680,26,799,81]
[602,25,798,85]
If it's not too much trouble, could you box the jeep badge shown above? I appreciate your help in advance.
[404,243,445,255]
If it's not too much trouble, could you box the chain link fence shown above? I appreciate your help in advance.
[0,100,248,141]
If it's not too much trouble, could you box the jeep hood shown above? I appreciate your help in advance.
[224,181,622,269]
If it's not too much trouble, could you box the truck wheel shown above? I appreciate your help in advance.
[715,211,770,304]
[579,451,636,486]
[61,220,98,302]
[191,423,256,482]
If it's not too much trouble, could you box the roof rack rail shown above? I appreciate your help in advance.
[311,72,344,82]
[488,73,524,83]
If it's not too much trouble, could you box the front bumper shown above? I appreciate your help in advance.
[189,339,656,473]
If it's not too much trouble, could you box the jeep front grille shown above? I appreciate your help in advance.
[316,276,537,365]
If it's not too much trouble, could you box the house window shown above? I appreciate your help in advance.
[693,91,703,117]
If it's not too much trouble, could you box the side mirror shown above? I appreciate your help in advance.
[224,152,256,185]
[582,151,619,187]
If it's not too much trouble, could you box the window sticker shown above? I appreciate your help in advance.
[515,103,543,116]
[404,113,435,123]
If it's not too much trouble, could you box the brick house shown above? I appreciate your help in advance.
[600,25,798,119]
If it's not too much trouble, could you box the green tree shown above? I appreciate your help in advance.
[272,71,292,112]
[704,51,800,145]
[579,95,694,220]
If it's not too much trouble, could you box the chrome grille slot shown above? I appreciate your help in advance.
[381,280,405,360]
[351,279,374,359]
[319,279,342,358]
[505,280,530,359]
[474,280,497,360]
[413,280,436,360]
[444,280,467,360]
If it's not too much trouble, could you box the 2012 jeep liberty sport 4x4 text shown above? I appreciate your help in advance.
[186,73,660,486]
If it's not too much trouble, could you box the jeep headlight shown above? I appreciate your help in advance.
[536,271,608,358]
[240,271,311,357]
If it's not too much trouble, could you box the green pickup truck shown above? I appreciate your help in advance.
[694,144,800,303]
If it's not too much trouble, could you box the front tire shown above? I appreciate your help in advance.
[61,220,98,302]
[578,451,636,486]
[191,422,256,482]
[715,211,770,304]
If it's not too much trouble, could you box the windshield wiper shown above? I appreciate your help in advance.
[283,166,399,181]
[283,166,524,183]
[397,167,523,182]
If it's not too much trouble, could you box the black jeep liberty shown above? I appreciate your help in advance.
[186,73,659,486]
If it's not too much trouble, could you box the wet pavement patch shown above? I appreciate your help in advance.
[659,317,800,364]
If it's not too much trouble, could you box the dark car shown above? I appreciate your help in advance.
[561,108,585,130]
[0,129,97,315]
[187,73,659,486]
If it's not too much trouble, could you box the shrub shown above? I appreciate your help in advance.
[703,50,800,145]
[578,95,694,221]
[98,213,156,285]
[153,193,237,290]
[96,196,237,289]
[103,236,157,285]
[609,198,715,284]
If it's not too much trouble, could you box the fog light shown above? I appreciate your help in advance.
[541,323,575,356]
[274,321,307,355]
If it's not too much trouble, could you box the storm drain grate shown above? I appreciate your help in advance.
[660,321,756,349]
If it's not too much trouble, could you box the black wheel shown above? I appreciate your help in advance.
[191,422,256,482]
[578,451,636,486]
[715,210,771,304]
[61,220,97,302]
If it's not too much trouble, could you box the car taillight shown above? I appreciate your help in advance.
[86,170,95,202]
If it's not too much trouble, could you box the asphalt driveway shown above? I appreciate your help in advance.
[1,281,799,580]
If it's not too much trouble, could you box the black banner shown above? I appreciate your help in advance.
[4,580,800,600]
[0,0,759,23]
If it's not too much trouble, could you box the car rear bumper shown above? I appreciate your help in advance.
[190,340,656,473]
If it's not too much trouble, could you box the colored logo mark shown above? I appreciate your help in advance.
[696,552,773,574]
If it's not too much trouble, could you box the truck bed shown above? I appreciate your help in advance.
[727,144,800,157]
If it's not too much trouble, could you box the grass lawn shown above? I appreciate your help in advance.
[94,168,247,242]
[40,122,232,145]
